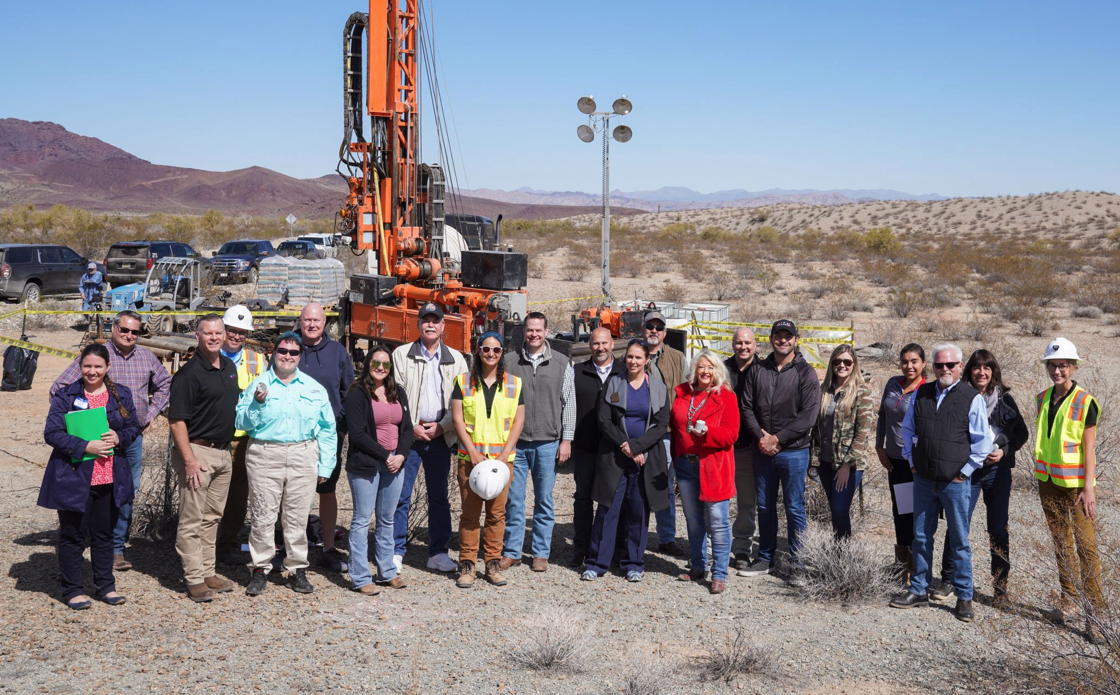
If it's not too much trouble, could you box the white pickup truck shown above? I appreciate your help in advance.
[297,234,338,259]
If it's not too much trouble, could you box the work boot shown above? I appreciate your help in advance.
[889,591,929,609]
[113,554,132,572]
[497,557,518,571]
[531,558,548,573]
[485,559,508,586]
[456,561,476,589]
[955,599,975,623]
[288,568,314,594]
[929,579,955,603]
[246,569,268,596]
[186,583,213,603]
[204,575,235,593]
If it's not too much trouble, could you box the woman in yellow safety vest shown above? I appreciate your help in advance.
[1034,337,1104,643]
[450,331,524,590]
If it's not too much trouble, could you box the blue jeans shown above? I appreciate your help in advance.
[675,456,732,581]
[816,464,864,539]
[911,472,973,601]
[393,438,453,557]
[654,438,677,544]
[755,448,809,566]
[940,464,1012,593]
[348,463,405,588]
[503,440,559,560]
[112,435,144,555]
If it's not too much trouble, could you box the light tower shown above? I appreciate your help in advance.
[576,95,632,301]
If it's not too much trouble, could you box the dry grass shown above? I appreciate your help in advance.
[693,625,774,684]
[508,607,592,673]
[795,522,895,605]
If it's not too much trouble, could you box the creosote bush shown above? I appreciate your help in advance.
[508,608,591,673]
[795,522,894,605]
[694,625,773,684]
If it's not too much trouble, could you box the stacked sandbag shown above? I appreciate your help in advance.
[258,256,291,304]
[288,258,345,306]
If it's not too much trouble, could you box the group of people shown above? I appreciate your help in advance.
[37,306,1106,642]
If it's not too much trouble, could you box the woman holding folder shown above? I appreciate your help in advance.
[40,344,139,609]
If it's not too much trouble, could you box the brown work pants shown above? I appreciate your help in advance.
[215,437,249,553]
[456,457,514,564]
[172,443,232,584]
[1038,478,1104,612]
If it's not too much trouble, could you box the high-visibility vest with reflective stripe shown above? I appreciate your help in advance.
[233,349,267,438]
[455,371,521,463]
[1034,384,1100,488]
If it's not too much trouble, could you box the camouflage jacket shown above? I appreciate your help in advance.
[811,381,876,471]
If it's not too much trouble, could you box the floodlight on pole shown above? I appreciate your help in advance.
[575,95,633,302]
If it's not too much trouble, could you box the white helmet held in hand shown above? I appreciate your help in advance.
[1042,337,1081,363]
[223,305,253,332]
[469,459,510,501]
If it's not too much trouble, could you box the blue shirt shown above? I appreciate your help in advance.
[234,368,338,477]
[624,380,650,440]
[901,379,993,478]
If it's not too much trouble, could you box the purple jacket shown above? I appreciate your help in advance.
[39,380,139,512]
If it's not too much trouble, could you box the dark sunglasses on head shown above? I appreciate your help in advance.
[933,361,959,370]
[275,347,301,356]
[115,325,140,336]
[832,359,854,367]
[369,360,391,370]
[644,322,666,331]
[479,346,502,355]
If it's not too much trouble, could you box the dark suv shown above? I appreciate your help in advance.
[211,239,275,284]
[0,244,107,303]
[105,240,206,287]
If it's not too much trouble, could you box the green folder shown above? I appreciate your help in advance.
[65,406,111,463]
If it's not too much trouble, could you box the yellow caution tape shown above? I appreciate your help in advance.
[0,308,28,322]
[691,319,853,333]
[0,333,78,360]
[527,295,608,306]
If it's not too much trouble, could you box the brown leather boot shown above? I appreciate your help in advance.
[486,559,508,586]
[456,561,476,589]
[204,575,235,593]
[186,582,214,603]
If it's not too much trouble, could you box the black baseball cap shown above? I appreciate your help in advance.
[419,302,444,321]
[771,319,798,337]
[643,310,666,326]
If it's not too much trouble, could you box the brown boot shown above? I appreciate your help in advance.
[485,559,508,586]
[113,554,132,571]
[204,575,235,593]
[497,556,518,571]
[186,582,214,603]
[456,561,476,589]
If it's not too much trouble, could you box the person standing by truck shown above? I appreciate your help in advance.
[79,263,103,312]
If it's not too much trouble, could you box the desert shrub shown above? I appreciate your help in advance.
[751,208,771,223]
[560,260,590,282]
[795,523,894,605]
[1073,305,1104,319]
[1107,225,1120,247]
[1018,306,1057,337]
[822,297,849,321]
[863,226,902,254]
[694,625,773,684]
[708,270,746,301]
[995,298,1031,323]
[700,225,731,241]
[886,288,923,318]
[509,608,590,673]
[659,221,695,239]
[807,274,853,300]
[613,253,647,279]
[785,293,815,321]
[619,652,677,695]
[846,289,875,313]
[864,262,909,288]
[527,258,546,279]
[755,226,780,244]
[662,281,689,305]
[681,250,707,283]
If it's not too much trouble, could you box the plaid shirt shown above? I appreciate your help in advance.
[50,342,172,428]
[525,349,576,441]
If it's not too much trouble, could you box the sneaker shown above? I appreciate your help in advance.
[658,541,683,557]
[485,559,508,586]
[580,570,597,582]
[288,568,314,594]
[426,553,458,573]
[456,561,476,589]
[929,579,955,603]
[889,591,930,609]
[393,554,404,575]
[737,559,771,577]
[113,554,132,572]
[955,599,975,623]
[626,571,643,583]
[246,569,268,596]
[317,548,348,573]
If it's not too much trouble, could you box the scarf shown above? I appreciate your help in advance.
[982,385,1001,418]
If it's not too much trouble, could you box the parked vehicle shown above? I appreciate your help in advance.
[211,239,275,284]
[297,234,338,258]
[104,240,208,287]
[276,240,323,259]
[0,244,107,303]
[445,213,501,250]
[142,258,208,332]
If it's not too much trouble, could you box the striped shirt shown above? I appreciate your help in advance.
[525,349,577,441]
[50,342,172,428]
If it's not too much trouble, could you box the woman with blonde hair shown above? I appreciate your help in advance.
[670,349,740,593]
[811,344,875,539]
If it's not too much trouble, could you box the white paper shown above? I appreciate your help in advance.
[894,482,914,515]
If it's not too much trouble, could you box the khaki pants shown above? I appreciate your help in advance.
[730,446,758,558]
[1039,478,1104,611]
[173,443,233,584]
[246,440,318,572]
[216,437,249,553]
[456,457,514,564]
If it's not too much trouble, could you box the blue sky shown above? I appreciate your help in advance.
[2,0,1117,198]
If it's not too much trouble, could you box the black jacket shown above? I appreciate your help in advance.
[988,391,1030,469]
[343,386,414,474]
[298,333,355,422]
[594,374,671,512]
[573,358,624,452]
[724,354,758,448]
[740,351,821,450]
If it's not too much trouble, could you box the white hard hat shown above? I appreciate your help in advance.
[222,305,253,332]
[468,459,510,501]
[1042,337,1081,363]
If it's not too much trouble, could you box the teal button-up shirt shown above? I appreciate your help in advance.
[235,368,338,477]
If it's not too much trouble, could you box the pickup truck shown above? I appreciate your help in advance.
[297,234,337,258]
[211,239,275,284]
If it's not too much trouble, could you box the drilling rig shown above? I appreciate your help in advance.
[335,1,528,357]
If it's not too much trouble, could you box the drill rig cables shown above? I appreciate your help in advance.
[418,0,469,219]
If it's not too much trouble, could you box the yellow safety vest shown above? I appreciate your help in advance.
[455,371,521,463]
[233,348,267,439]
[1034,384,1100,488]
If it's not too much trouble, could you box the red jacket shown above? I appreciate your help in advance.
[670,383,739,502]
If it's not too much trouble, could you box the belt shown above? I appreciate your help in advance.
[190,439,231,450]
[250,438,313,447]
[684,454,700,464]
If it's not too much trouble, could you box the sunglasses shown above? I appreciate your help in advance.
[275,347,301,356]
[644,323,666,331]
[115,325,140,336]
[369,360,391,370]
[933,361,959,370]
[832,359,854,367]
[479,346,502,355]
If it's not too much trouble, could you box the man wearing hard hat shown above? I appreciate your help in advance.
[216,305,268,566]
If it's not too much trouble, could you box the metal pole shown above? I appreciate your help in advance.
[601,116,611,302]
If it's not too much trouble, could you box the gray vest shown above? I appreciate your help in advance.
[504,346,569,442]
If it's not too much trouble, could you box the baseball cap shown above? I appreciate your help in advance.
[771,319,798,337]
[643,310,666,326]
[88,262,97,270]
[419,302,444,320]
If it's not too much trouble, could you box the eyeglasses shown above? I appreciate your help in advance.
[225,331,247,340]
[275,347,301,356]
[644,323,666,331]
[1046,363,1073,372]
[479,346,502,355]
[832,359,854,367]
[114,325,139,336]
[933,361,959,370]
[369,360,391,370]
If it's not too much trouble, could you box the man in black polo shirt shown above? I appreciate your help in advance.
[570,327,623,567]
[168,314,241,603]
